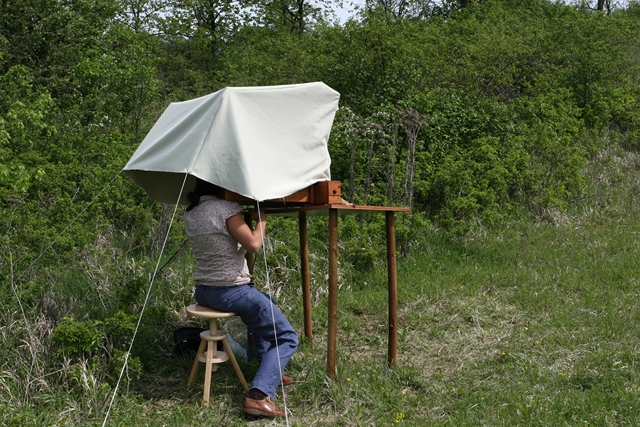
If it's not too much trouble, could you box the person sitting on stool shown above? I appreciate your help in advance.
[184,178,298,418]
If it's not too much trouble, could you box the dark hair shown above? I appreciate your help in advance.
[186,178,225,211]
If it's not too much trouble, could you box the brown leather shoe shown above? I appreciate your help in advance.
[243,396,285,417]
[281,374,294,386]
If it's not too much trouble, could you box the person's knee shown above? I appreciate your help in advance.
[279,328,299,351]
[290,332,299,350]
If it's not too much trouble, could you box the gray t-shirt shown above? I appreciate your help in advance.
[184,195,251,285]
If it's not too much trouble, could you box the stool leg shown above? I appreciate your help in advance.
[221,337,250,392]
[209,318,218,373]
[203,340,214,406]
[187,339,206,389]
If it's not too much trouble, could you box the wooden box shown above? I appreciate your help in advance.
[223,180,341,206]
[311,181,341,204]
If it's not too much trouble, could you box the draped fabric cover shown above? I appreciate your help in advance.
[123,82,340,204]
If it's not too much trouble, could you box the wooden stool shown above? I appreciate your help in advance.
[185,304,250,405]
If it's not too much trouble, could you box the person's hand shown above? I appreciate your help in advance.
[250,209,266,222]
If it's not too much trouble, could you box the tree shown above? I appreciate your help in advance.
[399,107,426,207]
[118,0,168,33]
[0,66,51,203]
[360,0,487,20]
[245,0,334,34]
[166,0,243,58]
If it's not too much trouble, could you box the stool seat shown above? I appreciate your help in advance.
[186,304,238,319]
[185,304,249,405]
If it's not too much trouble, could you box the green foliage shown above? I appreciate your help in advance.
[111,349,143,381]
[0,66,52,200]
[340,215,384,271]
[52,311,136,356]
[429,136,518,232]
[14,145,637,426]
[516,90,596,208]
[5,411,38,427]
[105,310,137,347]
[5,0,640,424]
[5,0,639,247]
[52,316,103,358]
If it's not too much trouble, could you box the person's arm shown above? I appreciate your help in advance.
[226,210,266,253]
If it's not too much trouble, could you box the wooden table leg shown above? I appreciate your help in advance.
[386,211,398,365]
[327,208,338,379]
[299,212,313,344]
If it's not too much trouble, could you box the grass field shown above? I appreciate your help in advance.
[3,145,640,426]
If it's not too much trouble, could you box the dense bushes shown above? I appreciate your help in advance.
[3,0,640,420]
[3,0,640,253]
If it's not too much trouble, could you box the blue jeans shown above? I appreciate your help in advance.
[195,283,299,398]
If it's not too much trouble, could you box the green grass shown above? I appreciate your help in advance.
[3,146,640,426]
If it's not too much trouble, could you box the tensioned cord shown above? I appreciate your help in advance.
[256,201,290,425]
[101,172,189,427]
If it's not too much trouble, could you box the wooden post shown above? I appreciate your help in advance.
[327,208,339,379]
[299,212,313,344]
[386,211,398,365]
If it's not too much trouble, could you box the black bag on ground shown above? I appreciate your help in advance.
[172,327,205,356]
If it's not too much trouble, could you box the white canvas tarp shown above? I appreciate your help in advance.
[123,82,340,204]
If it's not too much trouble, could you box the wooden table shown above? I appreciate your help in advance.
[267,203,411,379]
